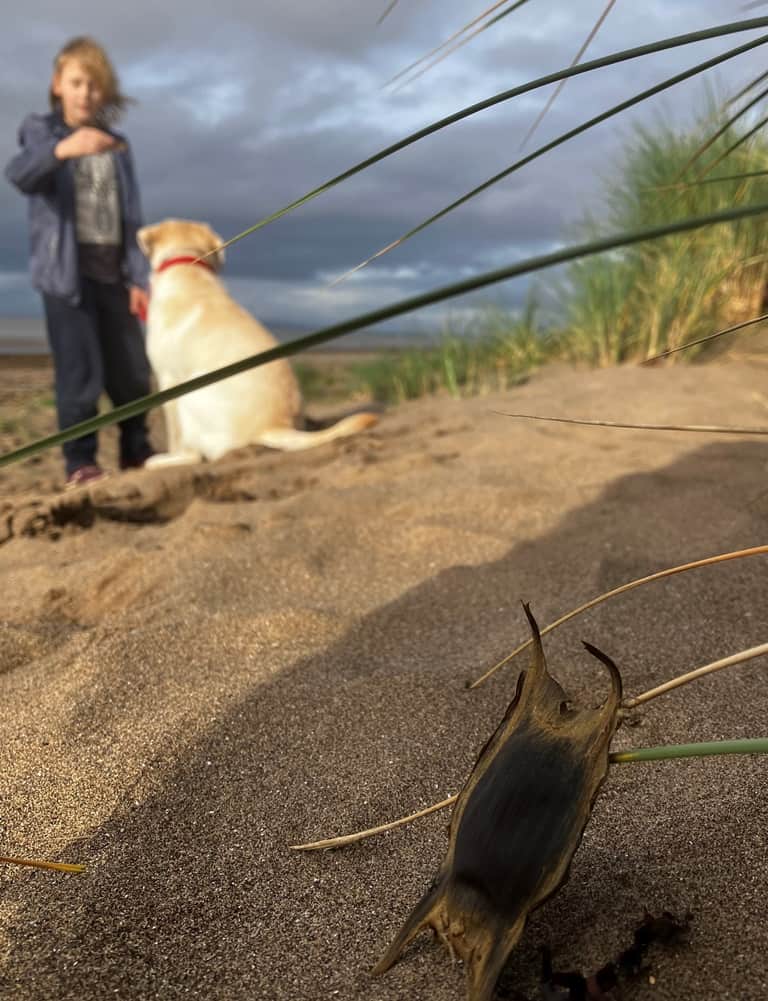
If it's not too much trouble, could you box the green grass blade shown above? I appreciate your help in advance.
[675,80,768,180]
[204,17,768,261]
[485,0,535,27]
[331,31,768,285]
[6,199,768,469]
[727,66,768,104]
[519,0,618,150]
[651,168,768,192]
[694,111,768,179]
[610,738,768,763]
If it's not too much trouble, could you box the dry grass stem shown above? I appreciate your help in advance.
[640,312,768,364]
[624,641,768,708]
[495,413,768,434]
[290,727,768,851]
[519,0,617,149]
[377,0,399,25]
[469,545,768,688]
[0,855,85,873]
[289,794,459,851]
[384,0,517,91]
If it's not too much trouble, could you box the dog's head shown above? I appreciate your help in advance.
[137,219,226,272]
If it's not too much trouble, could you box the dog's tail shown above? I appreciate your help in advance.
[256,412,378,452]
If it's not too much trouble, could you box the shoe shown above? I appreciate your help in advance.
[119,448,155,470]
[65,464,108,490]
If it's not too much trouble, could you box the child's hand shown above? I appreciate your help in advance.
[129,285,149,323]
[54,128,122,160]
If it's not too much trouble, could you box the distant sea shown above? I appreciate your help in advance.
[0,316,48,355]
[0,316,432,357]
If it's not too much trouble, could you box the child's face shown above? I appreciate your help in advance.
[52,58,104,127]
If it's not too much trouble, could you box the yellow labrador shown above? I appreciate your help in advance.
[136,218,377,466]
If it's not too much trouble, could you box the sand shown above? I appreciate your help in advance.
[0,357,767,1001]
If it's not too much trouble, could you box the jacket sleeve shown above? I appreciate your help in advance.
[120,143,150,290]
[4,115,62,195]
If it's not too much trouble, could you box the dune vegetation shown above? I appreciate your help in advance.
[297,99,768,404]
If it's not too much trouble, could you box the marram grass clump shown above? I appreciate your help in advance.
[559,100,768,365]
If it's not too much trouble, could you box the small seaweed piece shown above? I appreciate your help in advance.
[539,946,599,1000]
[373,604,622,1001]
[537,910,691,999]
[618,909,691,979]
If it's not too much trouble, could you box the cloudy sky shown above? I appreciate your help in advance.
[1,0,766,337]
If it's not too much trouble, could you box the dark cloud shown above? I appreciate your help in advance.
[2,1,768,330]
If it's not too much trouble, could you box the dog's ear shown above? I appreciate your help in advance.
[136,224,160,260]
[202,224,226,271]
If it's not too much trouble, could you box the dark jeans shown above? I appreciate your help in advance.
[42,279,152,475]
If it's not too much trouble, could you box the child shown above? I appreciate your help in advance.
[5,36,154,488]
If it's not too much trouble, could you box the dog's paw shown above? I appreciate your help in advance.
[144,451,203,469]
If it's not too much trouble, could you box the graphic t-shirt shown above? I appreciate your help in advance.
[73,152,122,283]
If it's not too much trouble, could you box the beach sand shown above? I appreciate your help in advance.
[0,356,767,1000]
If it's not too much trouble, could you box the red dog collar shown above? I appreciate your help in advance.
[155,255,216,274]
[137,256,217,323]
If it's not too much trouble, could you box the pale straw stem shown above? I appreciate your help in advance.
[624,642,768,708]
[469,544,768,689]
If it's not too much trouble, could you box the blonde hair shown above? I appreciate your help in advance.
[49,36,132,124]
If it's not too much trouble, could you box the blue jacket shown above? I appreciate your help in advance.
[4,112,149,303]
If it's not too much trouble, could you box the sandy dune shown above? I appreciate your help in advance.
[0,359,767,1000]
